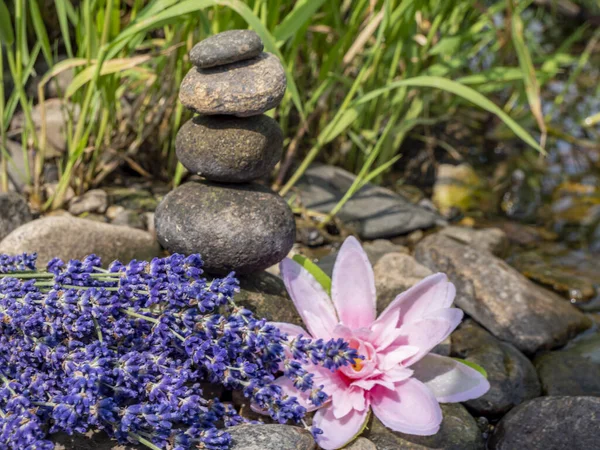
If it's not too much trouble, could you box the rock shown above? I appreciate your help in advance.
[0,216,161,267]
[179,53,286,117]
[438,226,508,256]
[508,242,600,308]
[105,187,158,211]
[44,182,75,205]
[452,319,541,416]
[489,396,600,450]
[533,332,600,396]
[236,271,302,326]
[228,424,315,450]
[294,165,440,240]
[105,205,125,220]
[155,182,295,274]
[52,430,139,449]
[189,30,264,68]
[343,437,376,450]
[4,139,29,191]
[373,252,433,313]
[432,164,494,216]
[0,193,32,241]
[368,403,484,450]
[111,209,145,230]
[176,114,283,183]
[316,239,409,278]
[68,189,108,215]
[414,233,591,354]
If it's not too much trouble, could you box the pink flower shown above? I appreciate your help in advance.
[271,237,490,449]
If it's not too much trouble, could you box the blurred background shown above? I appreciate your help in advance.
[0,0,599,292]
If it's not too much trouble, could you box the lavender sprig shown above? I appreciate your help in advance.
[0,253,359,450]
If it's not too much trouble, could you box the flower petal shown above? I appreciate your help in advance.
[412,354,490,403]
[388,308,463,366]
[280,258,338,339]
[269,322,309,340]
[376,273,456,328]
[331,385,367,419]
[331,236,376,329]
[370,378,442,436]
[379,346,420,371]
[314,404,370,450]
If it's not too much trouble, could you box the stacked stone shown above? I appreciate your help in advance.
[155,30,295,275]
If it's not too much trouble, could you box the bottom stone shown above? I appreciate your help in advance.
[155,181,295,274]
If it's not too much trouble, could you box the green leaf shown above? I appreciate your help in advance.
[0,0,14,46]
[29,0,53,65]
[319,106,361,145]
[354,76,545,154]
[453,358,488,378]
[273,0,327,43]
[292,254,332,295]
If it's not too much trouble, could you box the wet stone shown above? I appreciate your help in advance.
[343,437,377,450]
[179,53,286,117]
[489,396,600,450]
[189,30,263,68]
[0,193,32,241]
[368,404,485,450]
[534,331,600,396]
[155,181,295,274]
[228,424,315,450]
[176,114,283,183]
[414,233,591,354]
[452,319,541,416]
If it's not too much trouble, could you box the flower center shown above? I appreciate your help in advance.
[351,357,364,372]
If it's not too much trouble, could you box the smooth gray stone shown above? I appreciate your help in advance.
[190,30,264,68]
[176,115,282,183]
[155,181,295,274]
[0,192,32,241]
[228,424,315,450]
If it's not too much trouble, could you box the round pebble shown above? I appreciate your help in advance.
[179,52,286,117]
[155,182,295,274]
[176,114,283,183]
[189,30,264,68]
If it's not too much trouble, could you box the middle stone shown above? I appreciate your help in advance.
[176,114,283,183]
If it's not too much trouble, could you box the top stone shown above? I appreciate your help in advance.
[190,30,264,68]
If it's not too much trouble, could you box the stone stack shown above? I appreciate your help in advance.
[155,30,295,275]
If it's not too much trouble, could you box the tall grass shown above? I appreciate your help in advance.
[0,0,588,212]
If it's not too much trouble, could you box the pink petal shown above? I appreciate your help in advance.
[269,322,310,340]
[314,404,370,450]
[412,354,490,403]
[280,258,338,339]
[370,309,401,350]
[376,273,456,329]
[331,236,376,329]
[388,308,463,366]
[370,378,442,436]
[352,377,395,391]
[331,386,367,419]
[379,346,420,371]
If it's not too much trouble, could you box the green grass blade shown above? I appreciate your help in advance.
[292,254,332,295]
[29,0,53,65]
[273,0,326,43]
[54,0,74,58]
[355,76,545,154]
[0,0,14,45]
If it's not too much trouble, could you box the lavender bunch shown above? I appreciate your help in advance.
[0,253,360,450]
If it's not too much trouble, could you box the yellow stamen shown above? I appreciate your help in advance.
[351,358,364,371]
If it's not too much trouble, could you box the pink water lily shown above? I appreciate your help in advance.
[271,237,489,450]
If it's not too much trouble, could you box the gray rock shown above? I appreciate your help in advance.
[414,233,591,354]
[68,189,108,215]
[176,115,283,183]
[489,396,600,450]
[155,182,295,274]
[236,271,302,326]
[228,424,315,450]
[452,319,541,416]
[438,226,508,256]
[344,437,376,450]
[179,53,286,117]
[316,239,409,278]
[534,332,600,396]
[373,252,433,313]
[111,209,145,230]
[190,30,264,68]
[52,431,139,449]
[368,403,484,450]
[0,216,160,267]
[293,165,439,240]
[0,193,32,241]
